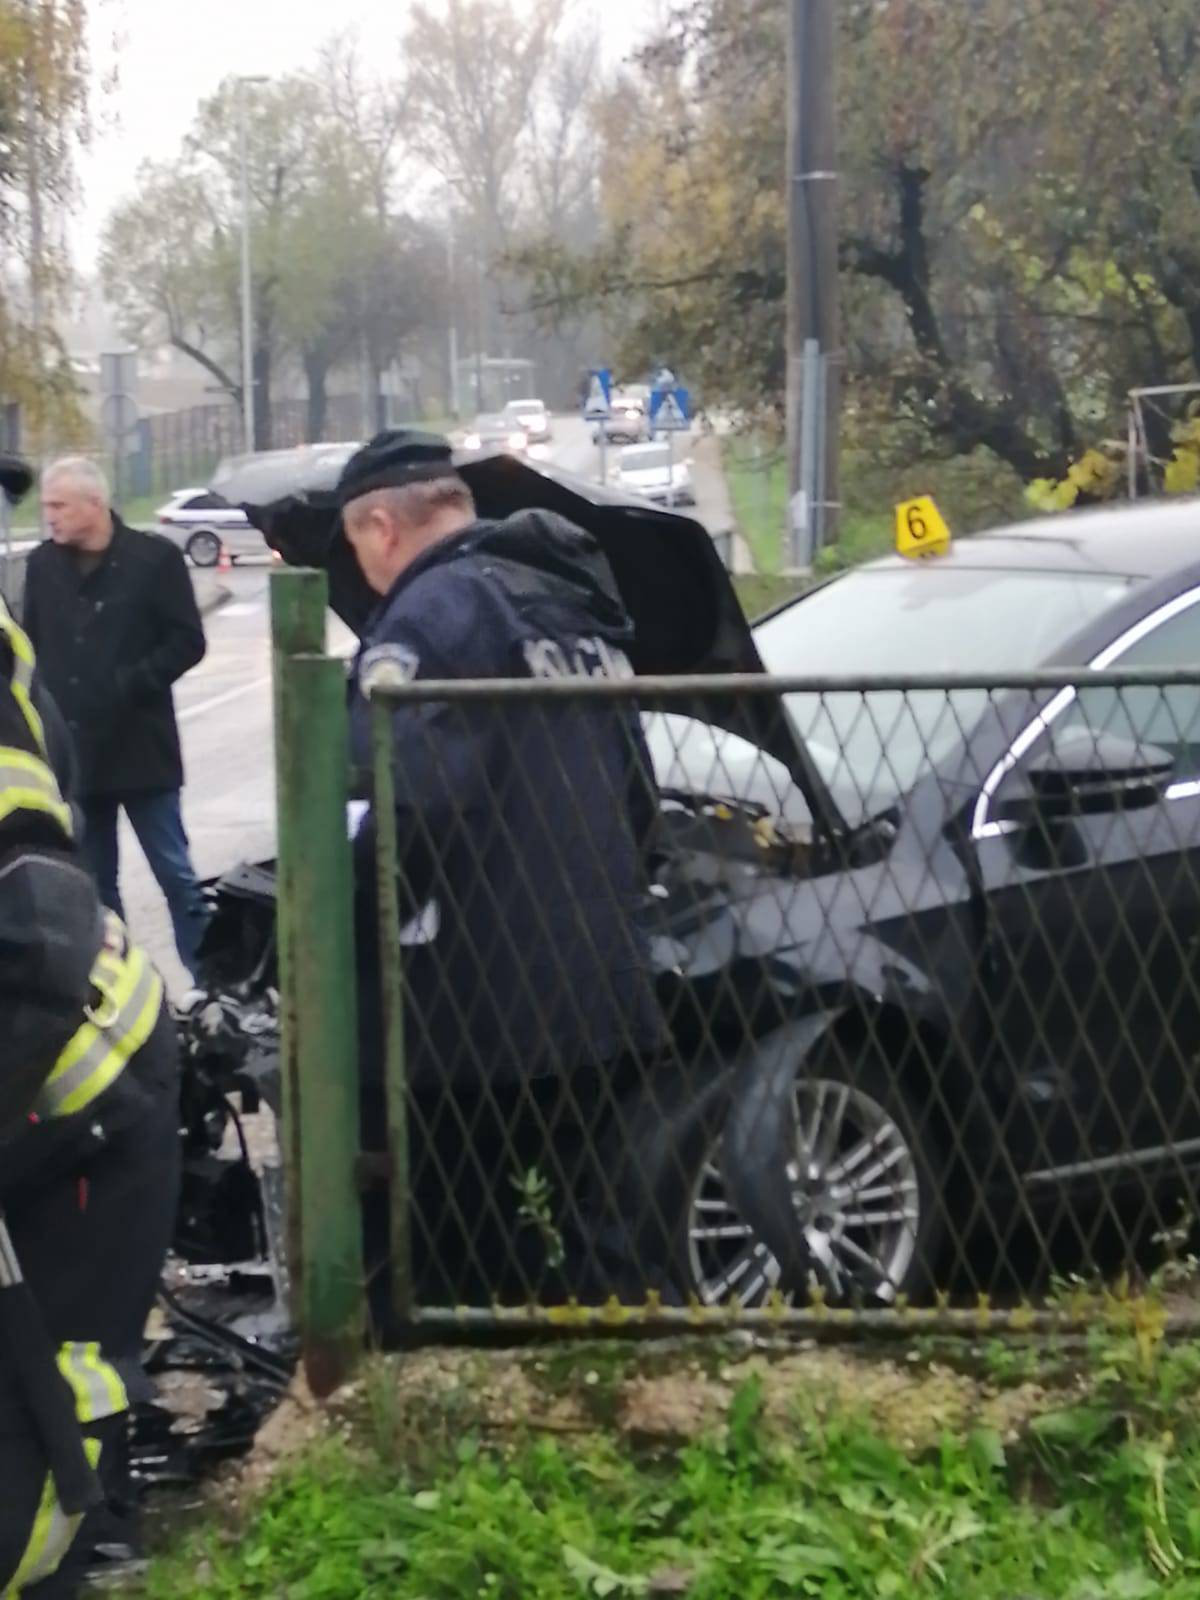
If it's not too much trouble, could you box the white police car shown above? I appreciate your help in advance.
[156,487,267,568]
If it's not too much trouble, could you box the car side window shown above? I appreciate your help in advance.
[1054,595,1200,780]
[184,492,222,511]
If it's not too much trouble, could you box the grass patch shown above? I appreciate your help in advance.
[721,436,893,577]
[731,572,809,620]
[130,1302,1200,1600]
[114,491,164,528]
[722,435,789,574]
[720,430,1031,579]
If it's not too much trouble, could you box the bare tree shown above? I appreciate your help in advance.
[314,32,407,221]
[526,20,603,240]
[399,0,568,251]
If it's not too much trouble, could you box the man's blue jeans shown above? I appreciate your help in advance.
[80,790,210,983]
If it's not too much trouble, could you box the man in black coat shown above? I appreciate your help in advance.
[22,457,209,983]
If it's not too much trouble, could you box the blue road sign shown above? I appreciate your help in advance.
[583,368,613,420]
[649,386,691,432]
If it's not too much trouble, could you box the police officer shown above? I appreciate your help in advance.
[337,430,666,1308]
[0,455,181,1598]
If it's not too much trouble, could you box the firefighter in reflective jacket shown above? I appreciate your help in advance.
[0,455,181,1598]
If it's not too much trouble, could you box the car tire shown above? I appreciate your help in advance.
[186,528,223,568]
[723,1032,946,1307]
[595,1055,738,1305]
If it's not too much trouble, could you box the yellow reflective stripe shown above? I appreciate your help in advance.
[0,601,46,756]
[4,1473,76,1596]
[55,1346,91,1420]
[36,945,162,1119]
[3,1440,101,1596]
[0,746,72,837]
[0,748,56,784]
[9,683,44,760]
[81,1346,127,1421]
[0,786,73,836]
[57,1342,127,1425]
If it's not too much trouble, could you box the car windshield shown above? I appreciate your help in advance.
[621,446,671,471]
[754,563,1136,823]
[506,402,542,418]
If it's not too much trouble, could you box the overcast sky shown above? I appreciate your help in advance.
[73,0,652,261]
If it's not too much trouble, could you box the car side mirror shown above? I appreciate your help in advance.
[1021,728,1175,820]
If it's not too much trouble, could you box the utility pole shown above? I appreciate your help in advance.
[786,0,840,565]
[474,245,486,414]
[446,214,460,419]
[237,77,268,453]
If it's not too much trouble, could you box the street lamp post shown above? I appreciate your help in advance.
[238,76,269,454]
[446,213,460,419]
[474,248,486,411]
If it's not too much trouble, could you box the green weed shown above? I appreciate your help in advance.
[133,1323,1200,1600]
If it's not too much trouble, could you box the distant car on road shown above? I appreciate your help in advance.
[503,398,553,445]
[155,487,266,568]
[594,394,649,446]
[616,441,695,506]
[462,414,529,456]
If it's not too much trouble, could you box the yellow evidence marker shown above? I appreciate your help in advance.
[895,496,952,560]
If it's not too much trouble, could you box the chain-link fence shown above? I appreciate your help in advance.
[124,397,373,505]
[270,574,1200,1373]
[4,392,420,521]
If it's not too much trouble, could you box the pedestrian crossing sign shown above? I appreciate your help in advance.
[650,386,691,432]
[583,368,612,420]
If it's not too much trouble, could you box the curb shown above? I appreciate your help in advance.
[693,436,757,576]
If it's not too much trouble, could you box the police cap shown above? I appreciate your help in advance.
[336,429,456,511]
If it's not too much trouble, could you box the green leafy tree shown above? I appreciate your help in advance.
[398,0,607,387]
[517,0,1200,495]
[100,64,441,446]
[0,0,93,442]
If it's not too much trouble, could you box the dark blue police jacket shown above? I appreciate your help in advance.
[349,508,666,1090]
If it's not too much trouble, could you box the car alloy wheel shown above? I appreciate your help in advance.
[688,1075,922,1307]
[186,528,223,568]
[785,1076,921,1303]
[688,1155,783,1306]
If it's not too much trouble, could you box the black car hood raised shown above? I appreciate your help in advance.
[221,448,810,789]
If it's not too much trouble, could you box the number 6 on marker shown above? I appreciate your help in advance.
[894,496,951,559]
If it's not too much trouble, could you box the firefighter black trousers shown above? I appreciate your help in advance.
[0,1006,180,1597]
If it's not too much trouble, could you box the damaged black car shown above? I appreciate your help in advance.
[179,453,1200,1313]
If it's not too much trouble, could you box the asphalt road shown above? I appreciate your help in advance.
[120,415,736,990]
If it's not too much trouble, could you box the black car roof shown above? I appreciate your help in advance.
[860,497,1200,582]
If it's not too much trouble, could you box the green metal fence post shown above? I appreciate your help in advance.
[271,568,365,1393]
[368,692,413,1329]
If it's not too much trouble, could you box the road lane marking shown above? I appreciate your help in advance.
[178,675,271,723]
[178,639,356,724]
